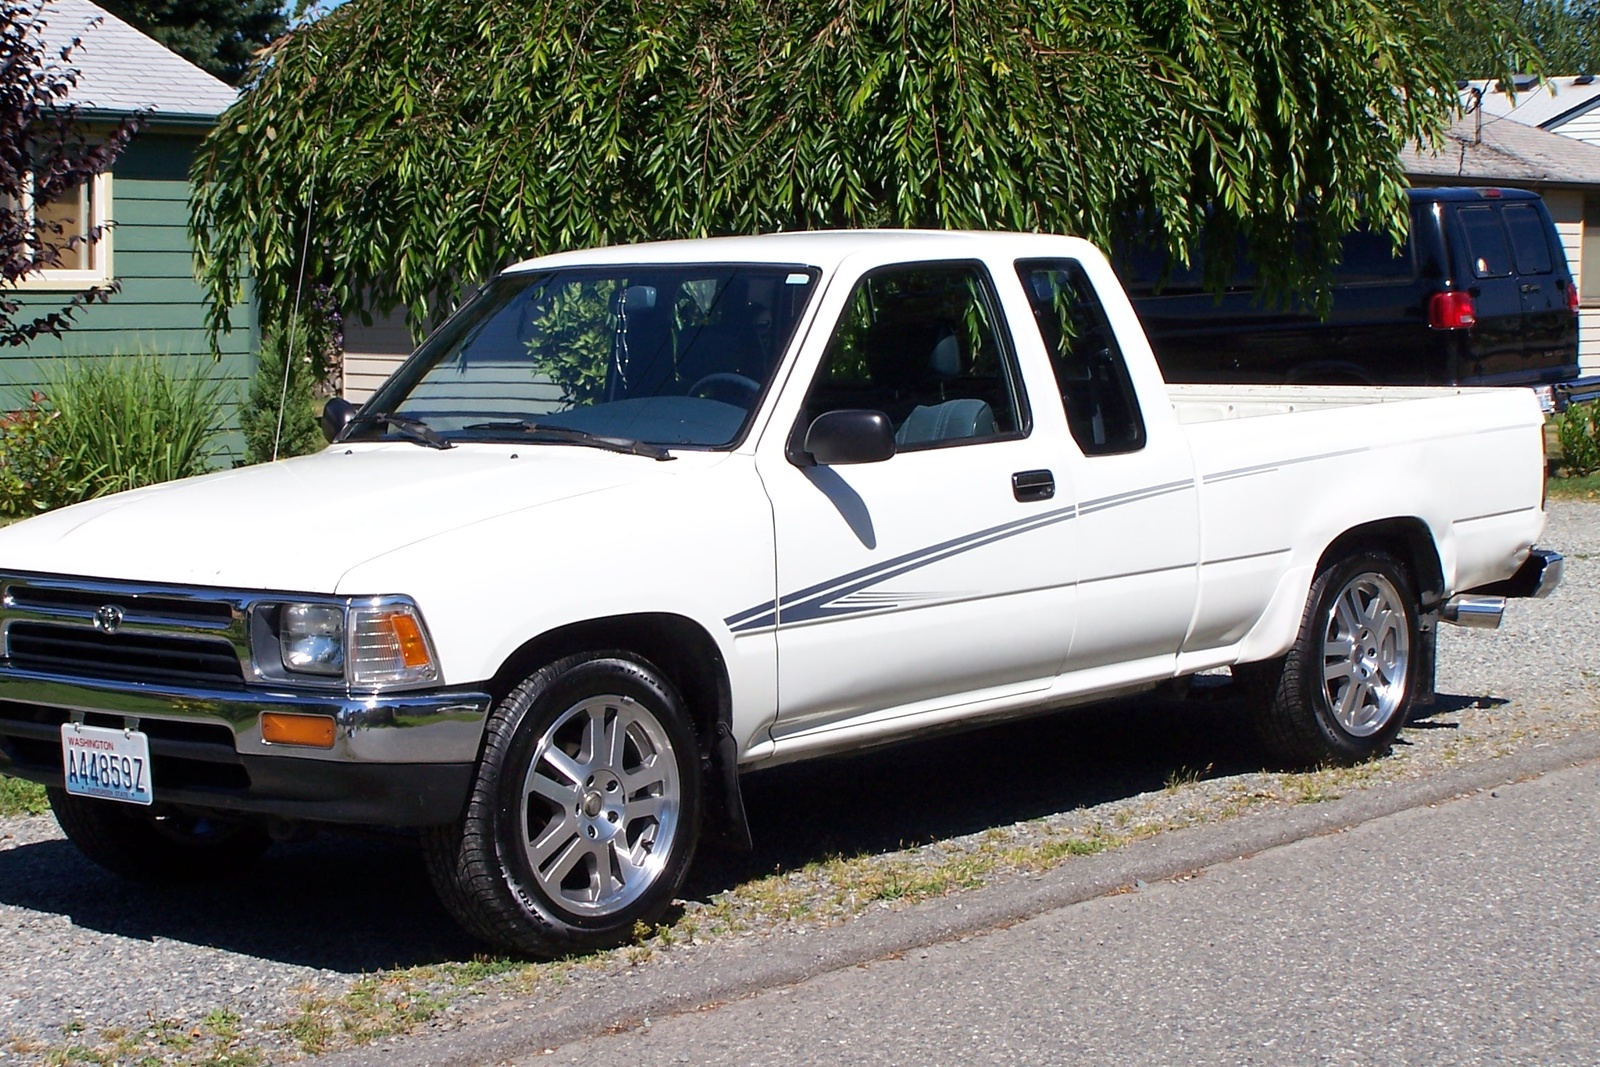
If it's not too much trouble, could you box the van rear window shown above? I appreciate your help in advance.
[1502,204,1554,275]
[1457,207,1513,278]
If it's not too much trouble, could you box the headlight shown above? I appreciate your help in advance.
[259,596,441,690]
[280,604,344,675]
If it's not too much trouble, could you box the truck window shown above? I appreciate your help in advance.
[799,262,1025,450]
[1502,203,1554,275]
[1456,206,1514,278]
[1015,259,1146,456]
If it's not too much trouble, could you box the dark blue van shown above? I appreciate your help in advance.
[1117,188,1580,395]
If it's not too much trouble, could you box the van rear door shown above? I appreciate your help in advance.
[1449,203,1526,382]
[1501,201,1579,380]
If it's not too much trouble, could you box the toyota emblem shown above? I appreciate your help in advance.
[93,604,124,634]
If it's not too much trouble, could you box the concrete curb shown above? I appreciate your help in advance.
[311,730,1600,1067]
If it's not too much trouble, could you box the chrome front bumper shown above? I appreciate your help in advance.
[0,670,492,825]
[0,668,491,763]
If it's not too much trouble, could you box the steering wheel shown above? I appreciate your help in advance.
[687,372,763,406]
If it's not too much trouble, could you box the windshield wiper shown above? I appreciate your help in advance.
[345,412,453,450]
[461,421,675,461]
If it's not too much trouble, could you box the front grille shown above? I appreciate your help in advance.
[0,574,251,690]
[6,584,235,627]
[7,622,245,687]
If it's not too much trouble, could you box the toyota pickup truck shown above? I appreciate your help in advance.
[0,231,1561,957]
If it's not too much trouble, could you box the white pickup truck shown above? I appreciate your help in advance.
[0,231,1560,956]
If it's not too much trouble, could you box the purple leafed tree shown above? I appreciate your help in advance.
[1,0,142,346]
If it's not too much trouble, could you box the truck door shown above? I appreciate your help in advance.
[1012,258,1202,677]
[753,260,1079,738]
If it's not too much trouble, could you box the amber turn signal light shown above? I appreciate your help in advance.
[388,611,432,669]
[261,712,337,748]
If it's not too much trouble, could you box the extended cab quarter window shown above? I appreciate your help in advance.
[1016,259,1145,455]
[799,262,1024,450]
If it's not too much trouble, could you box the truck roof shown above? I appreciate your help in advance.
[503,229,1098,273]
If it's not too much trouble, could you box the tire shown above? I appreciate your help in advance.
[1242,549,1419,767]
[46,789,271,882]
[422,652,702,958]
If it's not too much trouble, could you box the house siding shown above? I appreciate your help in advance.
[3,132,254,453]
[341,311,414,404]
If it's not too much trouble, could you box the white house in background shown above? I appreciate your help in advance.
[1404,104,1600,375]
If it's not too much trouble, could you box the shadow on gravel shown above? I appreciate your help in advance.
[685,689,1266,900]
[0,826,479,972]
[0,685,1506,968]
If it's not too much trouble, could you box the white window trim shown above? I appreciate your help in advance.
[5,171,114,291]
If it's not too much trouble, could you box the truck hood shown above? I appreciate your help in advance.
[0,443,701,593]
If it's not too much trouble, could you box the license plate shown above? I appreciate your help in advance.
[60,723,153,805]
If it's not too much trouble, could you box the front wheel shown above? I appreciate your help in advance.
[422,652,702,957]
[1242,549,1419,767]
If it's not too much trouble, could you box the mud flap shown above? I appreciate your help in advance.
[1411,614,1438,712]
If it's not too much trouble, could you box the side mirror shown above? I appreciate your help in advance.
[800,410,896,466]
[319,396,359,443]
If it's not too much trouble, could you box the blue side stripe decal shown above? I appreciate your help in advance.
[724,478,1194,634]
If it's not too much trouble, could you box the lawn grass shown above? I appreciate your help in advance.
[0,774,48,817]
[1547,471,1600,500]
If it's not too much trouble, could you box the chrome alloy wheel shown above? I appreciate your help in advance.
[1321,571,1411,737]
[519,694,681,916]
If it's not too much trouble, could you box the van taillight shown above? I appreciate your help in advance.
[1568,284,1581,314]
[1429,291,1476,329]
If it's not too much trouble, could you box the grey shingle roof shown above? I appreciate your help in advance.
[1402,110,1600,187]
[35,0,237,122]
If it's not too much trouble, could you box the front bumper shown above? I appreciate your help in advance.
[0,669,491,826]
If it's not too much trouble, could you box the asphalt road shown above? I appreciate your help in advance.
[526,758,1600,1067]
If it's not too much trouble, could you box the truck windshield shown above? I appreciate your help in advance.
[355,263,819,450]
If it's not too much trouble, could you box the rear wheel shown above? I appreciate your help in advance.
[422,652,701,957]
[1243,549,1418,766]
[47,790,271,882]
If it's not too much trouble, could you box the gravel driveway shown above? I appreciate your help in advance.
[2,501,1596,1065]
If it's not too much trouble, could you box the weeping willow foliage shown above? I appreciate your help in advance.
[189,0,1520,342]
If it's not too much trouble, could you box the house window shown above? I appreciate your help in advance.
[3,171,112,288]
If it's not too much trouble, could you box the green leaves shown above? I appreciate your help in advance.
[191,0,1519,343]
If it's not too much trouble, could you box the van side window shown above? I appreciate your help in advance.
[1015,259,1146,456]
[1335,228,1415,284]
[799,262,1024,451]
[1456,206,1513,278]
[1502,204,1554,275]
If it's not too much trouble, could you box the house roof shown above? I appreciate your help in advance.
[1459,76,1600,130]
[1402,110,1600,187]
[34,0,237,123]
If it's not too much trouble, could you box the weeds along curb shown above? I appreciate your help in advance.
[309,729,1600,1067]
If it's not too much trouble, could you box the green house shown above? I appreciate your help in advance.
[4,0,254,420]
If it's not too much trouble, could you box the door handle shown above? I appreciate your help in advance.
[1520,282,1541,294]
[1012,469,1055,502]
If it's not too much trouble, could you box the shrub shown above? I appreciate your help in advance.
[1555,402,1600,477]
[242,298,342,465]
[0,391,100,517]
[241,318,325,464]
[44,357,232,496]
